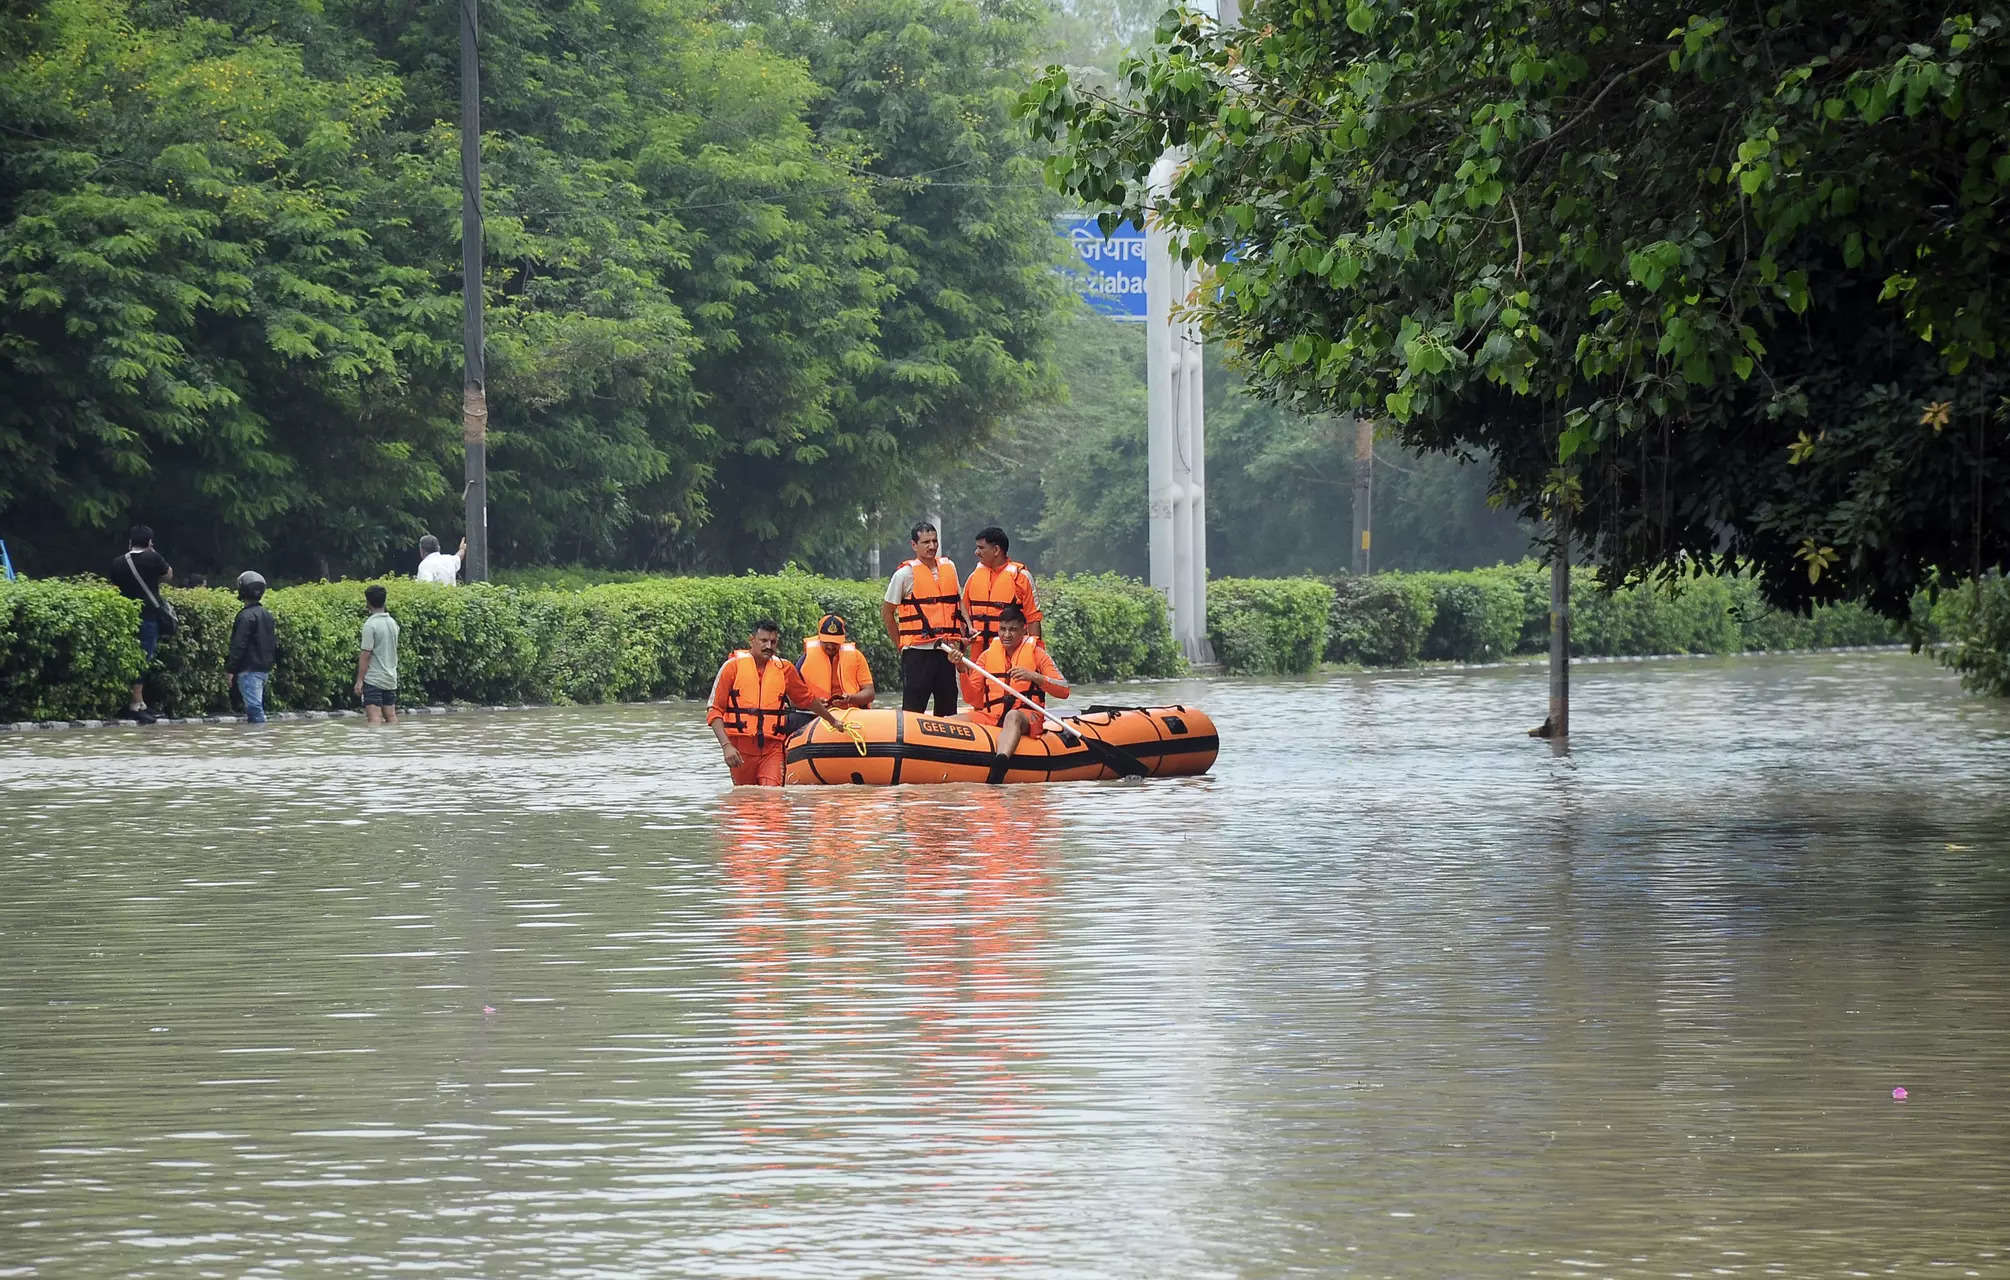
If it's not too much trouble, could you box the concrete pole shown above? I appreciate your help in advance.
[1546,513,1570,738]
[1146,155,1183,650]
[1184,333,1212,661]
[1142,0,1236,666]
[459,0,489,582]
[1351,415,1373,575]
[1146,154,1212,663]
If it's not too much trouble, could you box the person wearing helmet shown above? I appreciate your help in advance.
[785,613,875,735]
[224,570,278,724]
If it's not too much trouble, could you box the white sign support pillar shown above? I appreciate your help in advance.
[1146,154,1215,666]
[1143,0,1235,666]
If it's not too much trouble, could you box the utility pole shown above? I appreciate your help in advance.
[1536,512,1570,739]
[460,0,490,582]
[1351,416,1373,575]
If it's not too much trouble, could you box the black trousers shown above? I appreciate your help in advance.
[900,647,959,717]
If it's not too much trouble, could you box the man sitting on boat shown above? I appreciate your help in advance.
[965,604,1071,774]
[787,613,875,736]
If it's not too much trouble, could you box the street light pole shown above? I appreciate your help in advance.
[460,0,490,582]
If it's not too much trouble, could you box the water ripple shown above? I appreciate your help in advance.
[3,653,2008,1278]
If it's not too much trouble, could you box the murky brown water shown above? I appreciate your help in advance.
[3,652,2008,1278]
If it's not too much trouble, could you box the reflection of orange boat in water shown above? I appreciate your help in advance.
[783,705,1218,785]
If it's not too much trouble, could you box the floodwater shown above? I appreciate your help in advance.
[2,651,2008,1279]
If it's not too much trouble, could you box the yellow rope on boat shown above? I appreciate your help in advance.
[838,715,869,755]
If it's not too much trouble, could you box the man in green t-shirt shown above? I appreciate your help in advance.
[354,583,401,725]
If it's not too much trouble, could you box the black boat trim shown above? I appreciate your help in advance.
[786,733,1219,777]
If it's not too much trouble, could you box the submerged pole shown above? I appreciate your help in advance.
[1351,416,1372,576]
[1543,512,1570,738]
[460,0,489,582]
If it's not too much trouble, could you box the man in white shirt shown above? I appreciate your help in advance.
[415,534,466,585]
[880,521,970,716]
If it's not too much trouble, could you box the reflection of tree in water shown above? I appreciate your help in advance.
[712,788,1059,1151]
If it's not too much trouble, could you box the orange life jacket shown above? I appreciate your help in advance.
[799,638,865,700]
[964,560,1034,649]
[975,637,1048,721]
[717,650,794,748]
[895,557,962,647]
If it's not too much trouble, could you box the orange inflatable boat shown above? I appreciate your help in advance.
[783,705,1218,786]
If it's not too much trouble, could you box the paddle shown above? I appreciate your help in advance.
[957,654,1149,779]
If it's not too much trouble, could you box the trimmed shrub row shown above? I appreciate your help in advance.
[1204,561,1913,676]
[1203,578,1336,675]
[1935,573,2010,697]
[0,570,1181,722]
[0,558,1957,723]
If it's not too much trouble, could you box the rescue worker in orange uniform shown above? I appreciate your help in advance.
[880,521,971,717]
[786,613,875,735]
[966,603,1071,776]
[706,619,844,786]
[962,525,1041,654]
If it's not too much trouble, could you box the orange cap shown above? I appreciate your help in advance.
[807,613,847,643]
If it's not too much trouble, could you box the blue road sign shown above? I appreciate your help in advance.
[1056,215,1148,321]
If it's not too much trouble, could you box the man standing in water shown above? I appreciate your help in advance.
[113,524,172,723]
[224,571,277,724]
[354,584,400,724]
[881,521,970,717]
[707,619,844,787]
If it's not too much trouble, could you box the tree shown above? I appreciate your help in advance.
[1020,2,2010,617]
[330,0,893,571]
[2,0,1068,580]
[0,0,458,575]
[742,0,1071,572]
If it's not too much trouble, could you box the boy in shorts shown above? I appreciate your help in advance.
[354,584,400,724]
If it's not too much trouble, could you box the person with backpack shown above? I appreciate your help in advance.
[112,524,173,724]
[224,571,278,724]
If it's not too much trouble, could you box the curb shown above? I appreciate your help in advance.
[3,701,563,734]
[1422,643,1912,674]
[0,646,1917,733]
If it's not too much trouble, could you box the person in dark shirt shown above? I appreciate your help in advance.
[111,524,172,723]
[224,570,277,724]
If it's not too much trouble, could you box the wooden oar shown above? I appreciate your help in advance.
[957,655,1149,779]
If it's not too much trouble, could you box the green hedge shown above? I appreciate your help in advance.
[1325,574,1435,667]
[1041,573,1185,681]
[1205,577,1335,675]
[1262,561,1908,677]
[3,560,1956,722]
[1413,571,1526,662]
[0,577,145,722]
[1936,574,2010,696]
[0,570,1185,722]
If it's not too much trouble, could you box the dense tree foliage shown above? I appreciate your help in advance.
[727,0,1069,572]
[1,0,1064,579]
[1022,1,2010,617]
